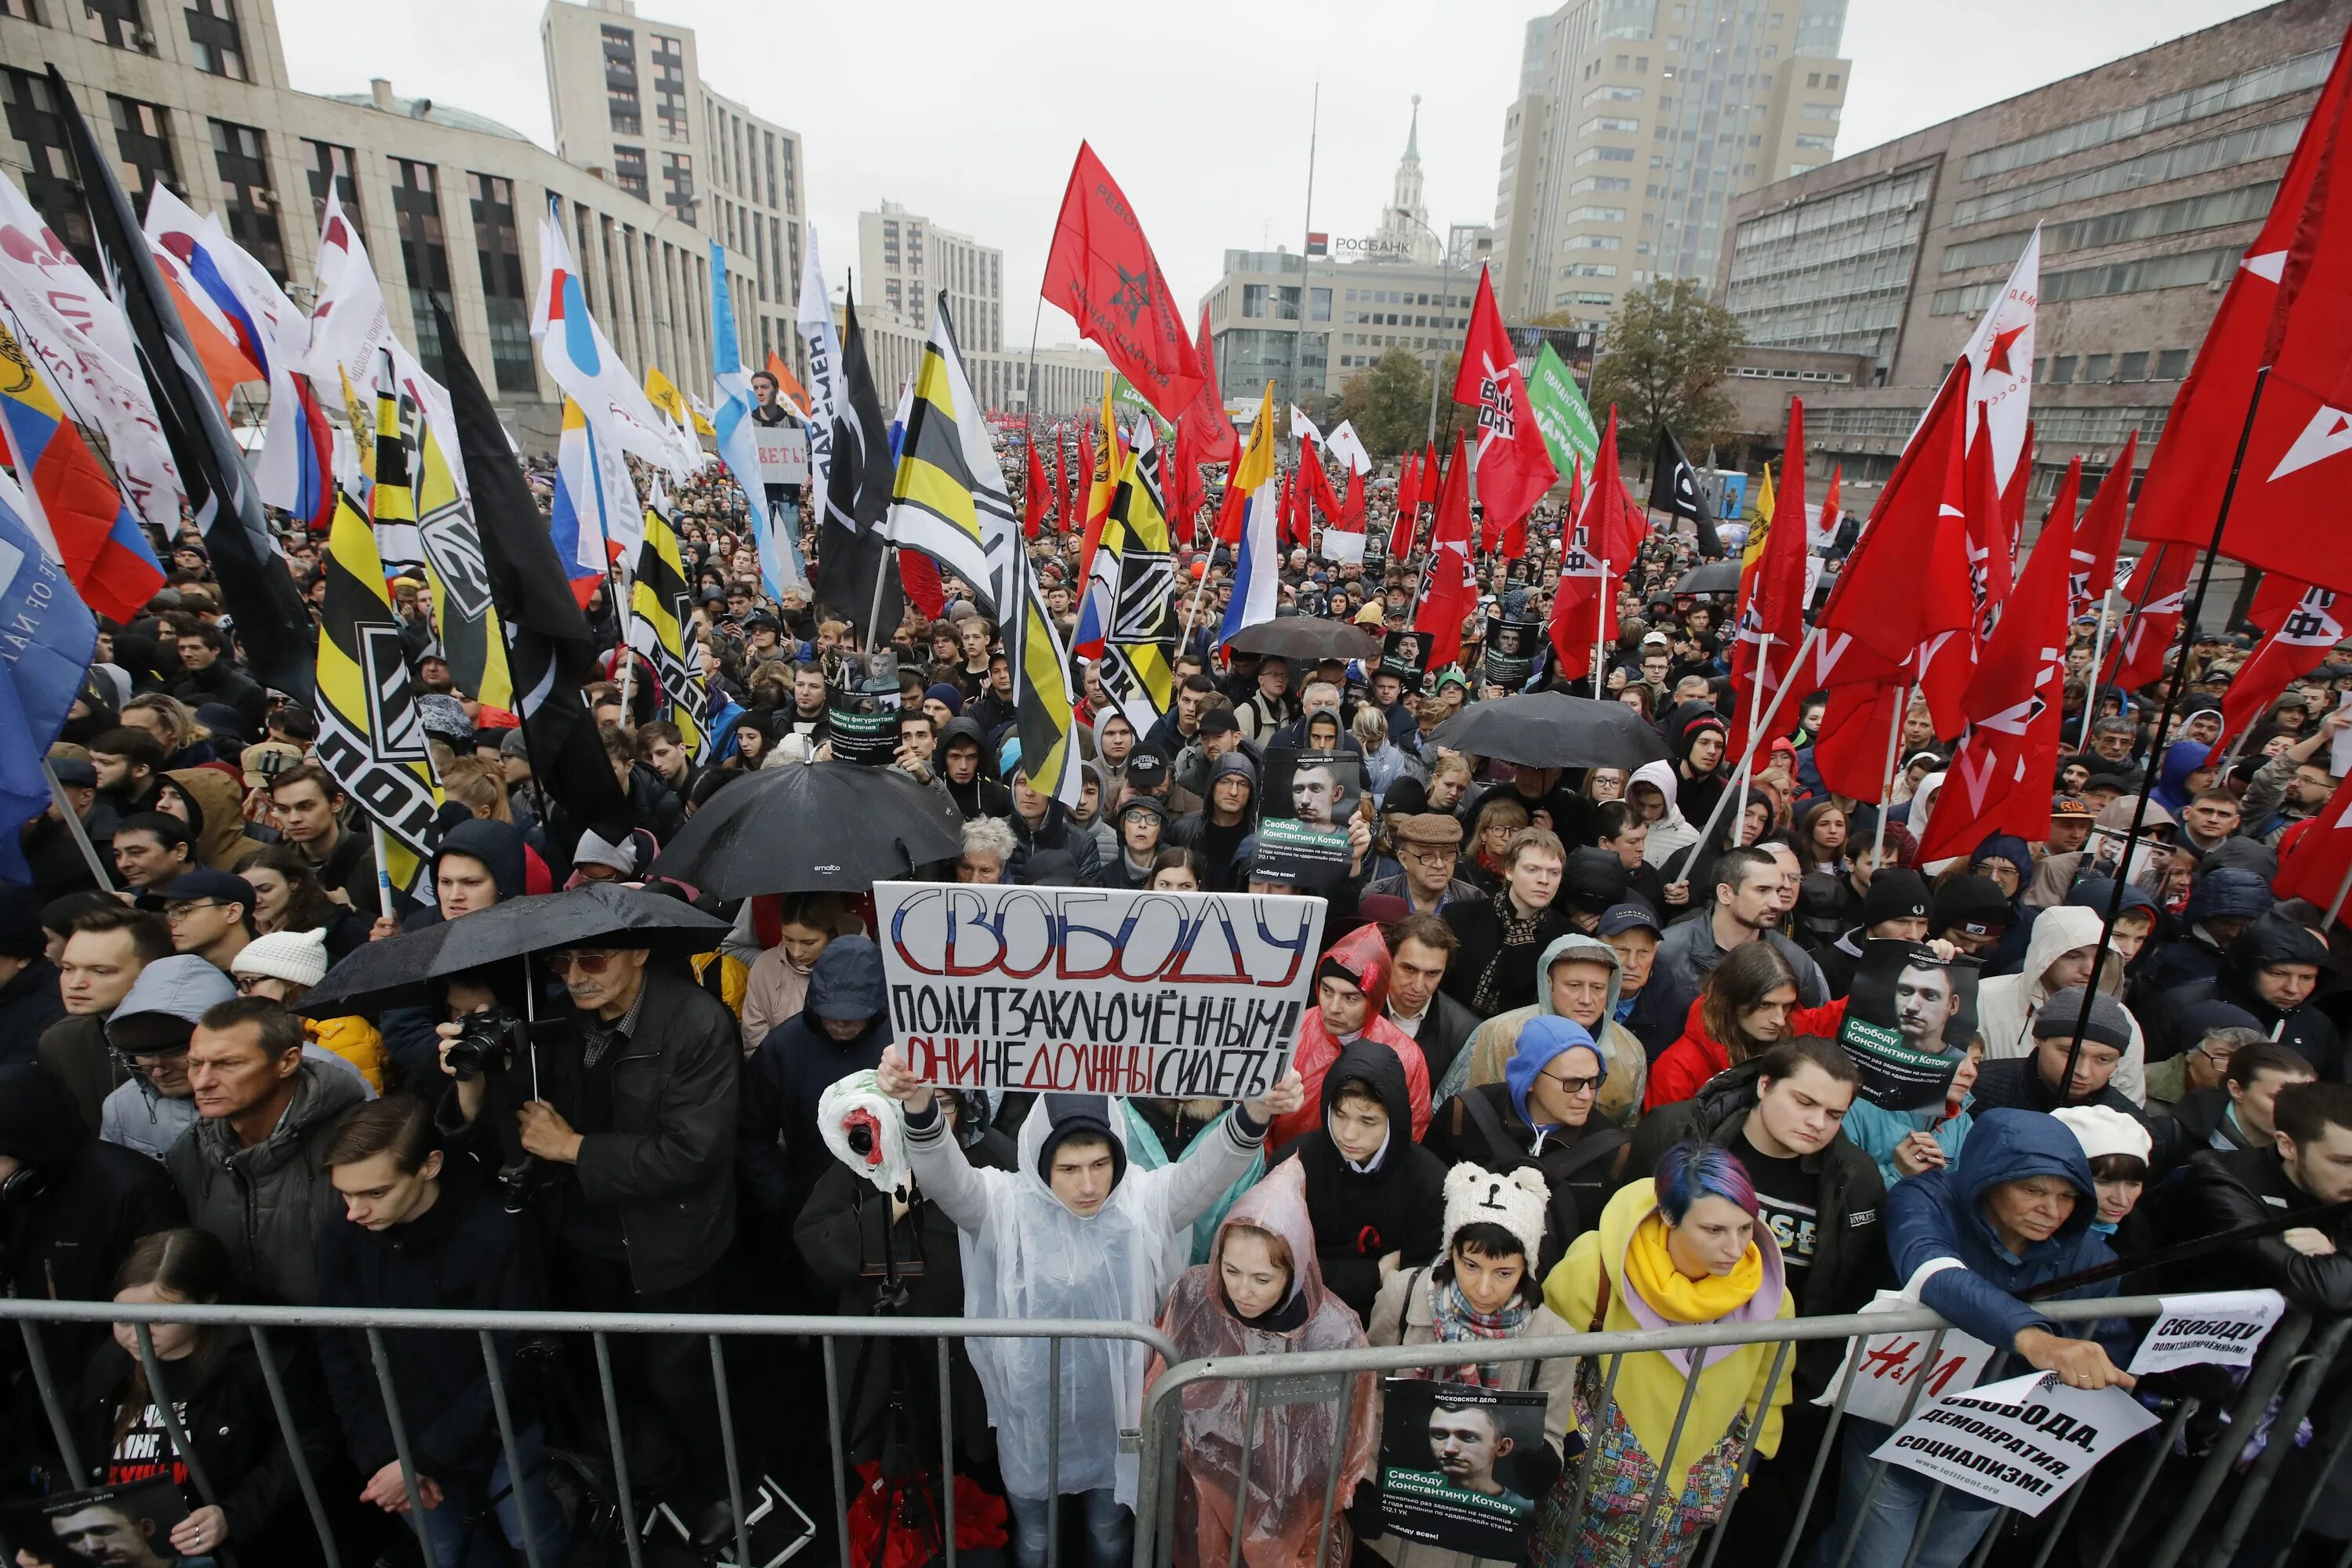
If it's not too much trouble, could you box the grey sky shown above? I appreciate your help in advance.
[276,0,2283,353]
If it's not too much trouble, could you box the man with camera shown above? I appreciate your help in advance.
[434,934,743,1541]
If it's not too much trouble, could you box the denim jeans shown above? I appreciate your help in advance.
[1007,1488,1132,1568]
[417,1423,571,1568]
[1808,1418,1998,1568]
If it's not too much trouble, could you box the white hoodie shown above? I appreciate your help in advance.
[1632,758,1702,874]
[1973,903,2146,1105]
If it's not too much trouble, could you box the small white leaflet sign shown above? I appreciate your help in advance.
[1873,1371,2158,1517]
[754,424,809,487]
[2127,1289,2287,1376]
[1815,1292,1996,1427]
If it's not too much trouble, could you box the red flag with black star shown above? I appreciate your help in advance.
[1041,143,1204,421]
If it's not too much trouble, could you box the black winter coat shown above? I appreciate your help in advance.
[0,958,66,1069]
[1441,898,1577,1018]
[2150,913,2344,1078]
[1269,1040,1447,1323]
[1424,1083,1631,1276]
[2143,1145,2352,1315]
[739,937,892,1238]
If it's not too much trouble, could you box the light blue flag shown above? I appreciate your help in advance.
[710,241,808,598]
[0,466,98,884]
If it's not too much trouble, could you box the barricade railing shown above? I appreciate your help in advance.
[3,1296,2342,1568]
[1131,1294,2348,1568]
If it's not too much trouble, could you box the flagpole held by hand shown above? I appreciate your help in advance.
[42,759,114,892]
[372,823,396,923]
[1676,623,1820,885]
[1873,681,1909,866]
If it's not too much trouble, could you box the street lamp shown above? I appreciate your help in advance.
[1390,209,1464,445]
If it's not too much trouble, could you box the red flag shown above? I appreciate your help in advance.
[1820,463,1842,546]
[1453,265,1558,532]
[1813,681,1910,803]
[2208,576,2346,761]
[1178,305,1237,464]
[1023,432,1049,539]
[1041,143,1204,421]
[1548,408,1637,681]
[2069,430,2138,622]
[1395,452,1418,520]
[1300,438,1345,528]
[1054,429,1075,529]
[900,549,946,620]
[2274,768,2352,922]
[1501,511,1528,561]
[1567,458,1584,520]
[764,350,812,415]
[1730,401,1812,759]
[2108,545,2192,690]
[1918,401,2009,735]
[2133,40,2352,590]
[1388,454,1420,561]
[1414,432,1476,666]
[1915,459,2080,863]
[1341,464,1367,531]
[1165,419,1200,542]
[1214,450,1249,545]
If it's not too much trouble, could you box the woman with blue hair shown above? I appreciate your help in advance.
[1534,1141,1794,1568]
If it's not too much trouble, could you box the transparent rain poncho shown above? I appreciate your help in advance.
[1149,1160,1379,1568]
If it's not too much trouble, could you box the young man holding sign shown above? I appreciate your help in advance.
[874,1045,1304,1568]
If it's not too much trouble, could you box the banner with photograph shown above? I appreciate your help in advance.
[1381,630,1436,684]
[874,880,1327,1097]
[1838,940,1979,1110]
[827,706,899,767]
[3,1479,194,1568]
[1377,1377,1549,1560]
[1254,747,1363,891]
[1483,615,1543,688]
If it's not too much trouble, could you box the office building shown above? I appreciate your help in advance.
[1717,0,2349,500]
[1493,0,1853,328]
[858,200,1004,352]
[1200,249,1479,412]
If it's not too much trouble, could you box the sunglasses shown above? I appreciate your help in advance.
[1541,1069,1601,1098]
[546,950,621,975]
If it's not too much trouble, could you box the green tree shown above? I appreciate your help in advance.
[1587,278,1745,460]
[1334,347,1434,456]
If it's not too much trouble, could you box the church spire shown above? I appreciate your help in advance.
[1405,94,1421,161]
[1376,95,1439,264]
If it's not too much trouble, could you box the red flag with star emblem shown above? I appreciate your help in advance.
[1041,143,1205,422]
[1452,265,1557,534]
[1962,228,2038,499]
[2133,35,2352,590]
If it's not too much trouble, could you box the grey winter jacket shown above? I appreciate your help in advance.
[165,1058,372,1304]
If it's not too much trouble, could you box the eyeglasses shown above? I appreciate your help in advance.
[1541,1069,1601,1098]
[545,951,619,975]
[232,974,277,995]
[1403,848,1455,867]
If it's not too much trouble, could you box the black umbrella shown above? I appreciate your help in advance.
[1674,560,1743,595]
[296,920,452,1018]
[1223,618,1382,665]
[428,883,731,976]
[1427,691,1670,769]
[648,759,967,898]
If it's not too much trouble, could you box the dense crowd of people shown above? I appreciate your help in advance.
[5,437,2351,1568]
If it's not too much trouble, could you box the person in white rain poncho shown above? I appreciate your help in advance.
[877,1046,1305,1568]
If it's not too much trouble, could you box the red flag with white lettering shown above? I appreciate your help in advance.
[1414,432,1477,666]
[2275,768,2352,921]
[2107,545,2192,690]
[1452,266,1557,533]
[2207,576,2347,763]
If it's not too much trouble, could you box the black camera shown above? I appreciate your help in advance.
[444,1008,528,1082]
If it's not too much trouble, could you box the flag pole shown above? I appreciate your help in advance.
[2075,583,2113,754]
[1871,681,1910,865]
[1592,558,1610,699]
[2058,367,2271,1096]
[370,825,396,922]
[42,760,114,891]
[1674,622,1821,886]
[1730,632,1772,844]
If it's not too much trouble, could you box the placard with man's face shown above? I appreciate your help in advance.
[4,1479,194,1568]
[1838,938,1982,1109]
[1376,1377,1548,1561]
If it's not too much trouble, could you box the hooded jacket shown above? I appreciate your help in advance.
[742,936,894,1231]
[2137,868,2267,998]
[1168,751,1260,891]
[1631,759,1701,873]
[1541,1180,1793,1492]
[1271,1039,1448,1320]
[903,1080,1272,1504]
[1007,794,1106,886]
[2148,739,2210,816]
[1646,993,1849,1111]
[165,766,263,871]
[99,955,234,1161]
[165,1057,372,1304]
[1148,1158,1380,1568]
[2153,913,2343,1078]
[383,818,532,1076]
[938,716,1014,819]
[1975,903,2148,1105]
[1446,932,1648,1129]
[1268,924,1432,1149]
[1884,1108,2123,1352]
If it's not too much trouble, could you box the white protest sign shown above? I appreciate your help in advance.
[1322,530,1367,565]
[1873,1371,2158,1516]
[2128,1289,2287,1376]
[755,423,809,486]
[873,883,1327,1098]
[1815,1291,1996,1427]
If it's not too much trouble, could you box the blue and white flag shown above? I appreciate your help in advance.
[710,241,808,597]
[0,463,97,883]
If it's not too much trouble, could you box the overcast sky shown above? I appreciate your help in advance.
[277,0,2281,349]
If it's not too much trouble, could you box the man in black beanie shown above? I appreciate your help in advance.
[1813,869,1933,997]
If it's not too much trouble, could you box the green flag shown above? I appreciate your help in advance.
[1527,343,1600,477]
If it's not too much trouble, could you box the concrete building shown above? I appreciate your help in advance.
[1493,0,1852,328]
[840,305,1107,426]
[1199,249,1480,412]
[1717,0,2348,503]
[1,0,786,446]
[856,201,1004,352]
[540,0,805,379]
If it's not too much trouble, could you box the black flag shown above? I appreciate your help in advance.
[47,66,314,699]
[434,302,631,846]
[1648,428,1724,558]
[816,293,901,643]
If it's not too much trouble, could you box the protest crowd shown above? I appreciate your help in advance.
[5,82,2352,1568]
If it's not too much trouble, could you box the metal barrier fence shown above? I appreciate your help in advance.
[2,1296,2343,1568]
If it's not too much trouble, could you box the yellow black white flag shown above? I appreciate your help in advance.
[628,495,709,762]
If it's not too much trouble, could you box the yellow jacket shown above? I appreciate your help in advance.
[1541,1180,1794,1490]
[307,1014,387,1091]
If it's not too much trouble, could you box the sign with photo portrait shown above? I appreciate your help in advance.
[1377,1377,1551,1560]
[1838,939,1980,1110]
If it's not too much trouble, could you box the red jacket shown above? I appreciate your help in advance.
[1644,995,1849,1112]
[1269,924,1432,1147]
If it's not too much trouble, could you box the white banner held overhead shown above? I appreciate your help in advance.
[2128,1290,2288,1376]
[873,882,1327,1098]
[1873,1371,2158,1517]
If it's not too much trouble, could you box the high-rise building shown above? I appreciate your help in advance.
[541,0,805,378]
[1493,0,1852,327]
[856,201,1004,351]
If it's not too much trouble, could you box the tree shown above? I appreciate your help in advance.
[1587,278,1745,460]
[1334,347,1434,456]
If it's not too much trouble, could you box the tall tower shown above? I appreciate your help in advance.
[1375,96,1441,264]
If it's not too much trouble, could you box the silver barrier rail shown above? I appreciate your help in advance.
[0,1298,1174,1568]
[1131,1294,2339,1568]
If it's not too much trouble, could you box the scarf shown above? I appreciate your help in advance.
[1472,899,1547,1016]
[1621,1212,1763,1324]
[1426,1272,1531,1385]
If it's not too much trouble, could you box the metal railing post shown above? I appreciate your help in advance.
[248,1324,343,1568]
[1224,1377,1263,1568]
[364,1324,441,1566]
[1047,1334,1064,1568]
[2084,1396,2201,1568]
[1828,1327,1950,1568]
[1315,1370,1360,1568]
[20,1319,85,1483]
[939,1337,960,1568]
[1775,1321,1868,1568]
[129,1322,223,1509]
[1697,1337,1795,1568]
[592,1330,648,1568]
[709,1335,753,1568]
[1632,1348,1709,1564]
[1566,1345,1629,1529]
[477,1329,546,1568]
[2146,1312,2314,1568]
[823,1334,853,1568]
[2194,1316,2352,1568]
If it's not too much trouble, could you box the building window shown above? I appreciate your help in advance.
[467,172,533,395]
[184,0,246,78]
[2156,347,2190,379]
[209,119,282,279]
[302,138,361,236]
[2118,350,2149,381]
[2,70,93,266]
[1308,287,1330,322]
[387,157,452,381]
[2048,355,2076,384]
[661,151,693,221]
[602,24,641,134]
[612,145,648,202]
[107,95,175,199]
[85,0,152,50]
[652,34,688,142]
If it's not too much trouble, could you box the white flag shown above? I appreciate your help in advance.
[795,223,844,509]
[1326,419,1374,476]
[531,205,687,477]
[1288,405,1323,446]
[1958,223,2039,489]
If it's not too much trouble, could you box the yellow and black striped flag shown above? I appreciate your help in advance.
[1076,422,1177,734]
[314,493,442,905]
[628,495,709,761]
[1008,542,1083,808]
[883,298,1014,616]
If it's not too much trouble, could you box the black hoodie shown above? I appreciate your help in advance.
[2154,912,2343,1077]
[1270,1040,1447,1321]
[938,716,1012,819]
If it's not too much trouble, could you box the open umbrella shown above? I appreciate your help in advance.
[1223,617,1382,665]
[295,921,452,1018]
[1674,560,1743,595]
[648,759,966,898]
[1427,690,1670,770]
[429,883,731,975]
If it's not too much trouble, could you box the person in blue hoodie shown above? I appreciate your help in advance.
[1810,1109,2131,1568]
[1966,833,2038,978]
[2147,736,2216,817]
[739,936,893,1265]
